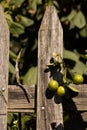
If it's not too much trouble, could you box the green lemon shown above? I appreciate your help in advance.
[57,86,65,96]
[73,74,84,84]
[48,80,59,91]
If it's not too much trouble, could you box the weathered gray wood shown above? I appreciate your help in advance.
[8,85,35,113]
[63,84,87,111]
[0,5,9,129]
[7,84,87,112]
[72,84,87,110]
[37,6,63,130]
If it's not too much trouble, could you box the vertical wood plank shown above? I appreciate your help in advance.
[37,6,63,130]
[0,5,9,129]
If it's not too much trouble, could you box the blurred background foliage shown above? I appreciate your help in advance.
[0,0,87,129]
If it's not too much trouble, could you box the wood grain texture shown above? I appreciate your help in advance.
[7,84,87,112]
[8,85,36,113]
[63,84,87,111]
[37,6,63,130]
[0,5,9,129]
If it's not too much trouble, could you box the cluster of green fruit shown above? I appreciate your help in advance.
[47,52,84,97]
[48,73,84,97]
[48,79,65,96]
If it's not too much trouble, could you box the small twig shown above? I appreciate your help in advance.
[15,48,31,103]
[15,49,23,85]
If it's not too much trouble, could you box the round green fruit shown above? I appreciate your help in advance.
[48,80,59,91]
[73,74,84,84]
[57,86,65,96]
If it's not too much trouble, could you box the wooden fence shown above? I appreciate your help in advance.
[0,4,87,130]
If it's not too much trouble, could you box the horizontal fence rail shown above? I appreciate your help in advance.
[8,85,36,113]
[7,84,87,112]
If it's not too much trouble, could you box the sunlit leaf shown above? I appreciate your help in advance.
[29,0,37,11]
[71,61,87,75]
[0,1,9,9]
[36,0,42,4]
[80,54,87,59]
[16,15,34,27]
[63,49,79,61]
[5,13,25,37]
[68,84,79,92]
[5,13,13,22]
[61,10,77,22]
[9,50,17,62]
[7,20,24,37]
[79,25,87,37]
[73,11,86,29]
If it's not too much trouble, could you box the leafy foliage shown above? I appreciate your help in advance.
[7,113,36,130]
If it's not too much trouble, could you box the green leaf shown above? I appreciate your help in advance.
[36,0,42,4]
[29,0,37,11]
[21,115,30,129]
[22,66,37,86]
[53,0,60,9]
[63,49,87,75]
[80,54,87,59]
[7,20,24,37]
[1,1,9,9]
[47,63,55,66]
[35,7,43,20]
[68,84,79,92]
[73,11,86,29]
[9,62,15,74]
[9,0,24,6]
[79,25,87,38]
[9,50,17,62]
[71,61,87,75]
[5,13,25,37]
[21,113,36,130]
[60,10,77,22]
[5,13,13,22]
[31,39,38,51]
[16,15,34,27]
[7,113,14,125]
[63,49,79,62]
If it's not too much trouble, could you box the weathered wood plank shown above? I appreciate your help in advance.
[7,84,87,112]
[8,85,35,113]
[37,6,63,130]
[71,84,87,111]
[63,84,87,111]
[0,5,9,129]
